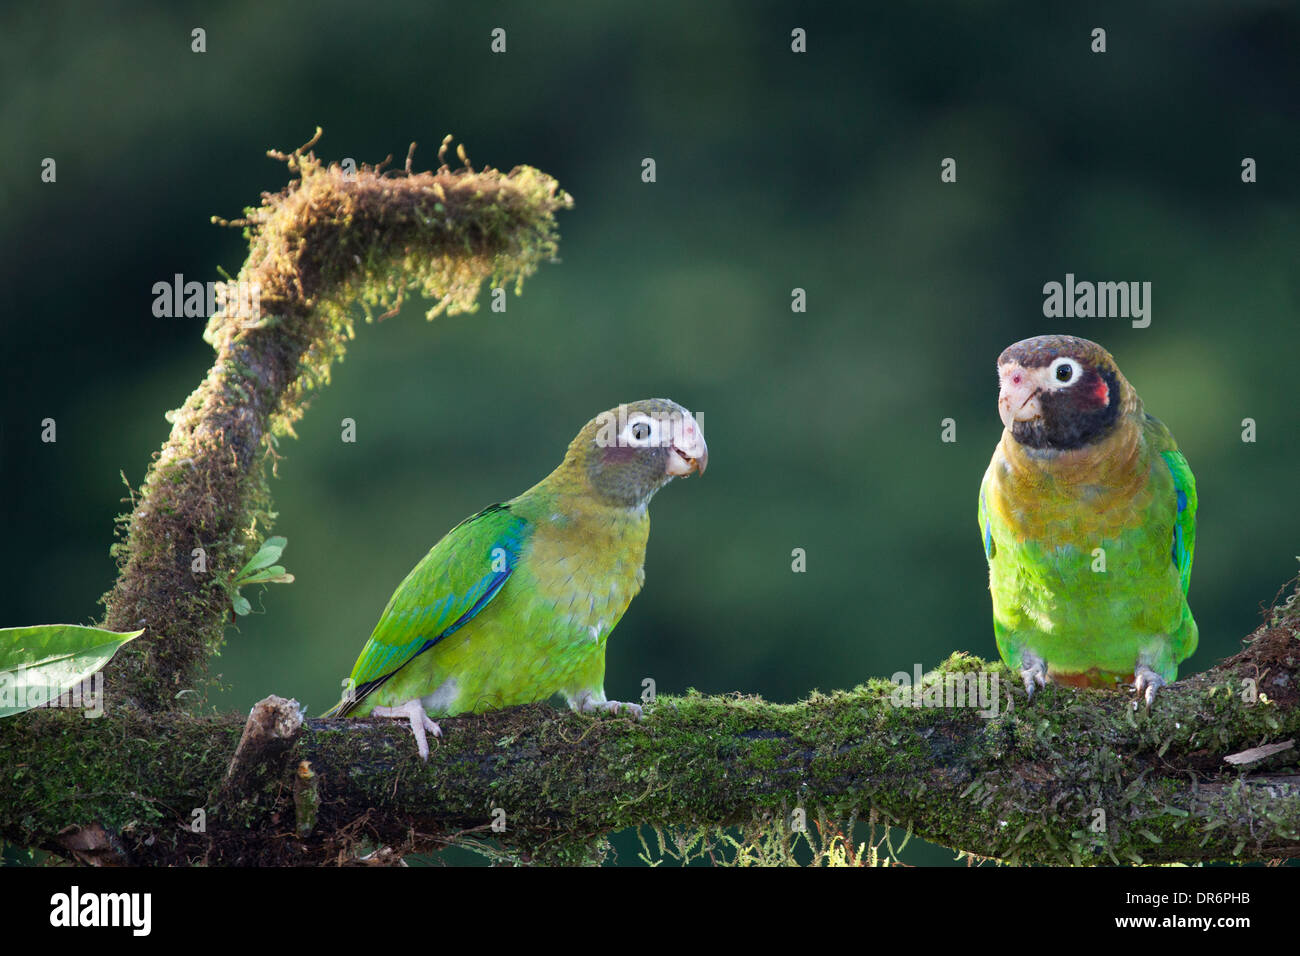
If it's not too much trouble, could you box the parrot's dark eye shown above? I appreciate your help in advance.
[1049,358,1078,385]
[631,422,651,441]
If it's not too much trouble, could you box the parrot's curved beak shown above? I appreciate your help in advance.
[998,364,1043,430]
[665,412,708,477]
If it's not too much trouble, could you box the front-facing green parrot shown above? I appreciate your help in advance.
[978,335,1197,705]
[323,398,708,758]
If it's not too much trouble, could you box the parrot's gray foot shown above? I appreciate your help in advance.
[570,691,643,720]
[1132,667,1165,708]
[371,699,442,761]
[1020,652,1048,700]
[591,699,644,719]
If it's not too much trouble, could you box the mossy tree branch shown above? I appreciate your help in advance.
[98,131,572,711]
[6,134,1297,866]
[1,615,1297,865]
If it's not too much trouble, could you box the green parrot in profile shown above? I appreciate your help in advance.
[323,398,708,758]
[978,335,1197,705]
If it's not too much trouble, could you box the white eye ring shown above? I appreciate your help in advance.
[622,414,659,447]
[1047,358,1080,387]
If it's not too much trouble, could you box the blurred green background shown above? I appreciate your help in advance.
[2,2,1297,865]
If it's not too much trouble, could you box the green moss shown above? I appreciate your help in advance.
[5,666,1296,865]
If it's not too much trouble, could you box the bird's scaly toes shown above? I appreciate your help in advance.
[1020,652,1048,700]
[579,696,644,720]
[1132,666,1166,709]
[371,699,442,761]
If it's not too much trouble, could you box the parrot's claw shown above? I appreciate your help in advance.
[371,699,442,761]
[598,700,644,720]
[572,692,643,720]
[1132,667,1165,709]
[1020,653,1048,700]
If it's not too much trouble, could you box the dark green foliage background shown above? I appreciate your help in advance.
[2,2,1296,864]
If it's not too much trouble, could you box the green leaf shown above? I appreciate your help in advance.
[237,536,287,579]
[231,594,253,617]
[236,567,295,586]
[0,625,144,718]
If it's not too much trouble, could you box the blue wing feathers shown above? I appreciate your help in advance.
[441,567,512,639]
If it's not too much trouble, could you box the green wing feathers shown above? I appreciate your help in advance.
[323,504,531,716]
[1160,448,1196,596]
[1148,413,1198,670]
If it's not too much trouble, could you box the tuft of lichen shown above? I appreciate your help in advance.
[99,131,572,711]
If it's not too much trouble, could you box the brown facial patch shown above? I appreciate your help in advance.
[1063,366,1112,412]
[588,433,671,507]
[599,443,640,466]
[1088,373,1110,408]
[1010,364,1121,450]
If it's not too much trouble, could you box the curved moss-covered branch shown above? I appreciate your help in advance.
[98,131,572,711]
[2,614,1297,866]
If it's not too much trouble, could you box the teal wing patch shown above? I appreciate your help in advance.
[978,472,995,562]
[338,503,530,712]
[1160,450,1197,595]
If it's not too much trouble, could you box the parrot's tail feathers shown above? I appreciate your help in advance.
[321,698,352,719]
[321,672,392,718]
